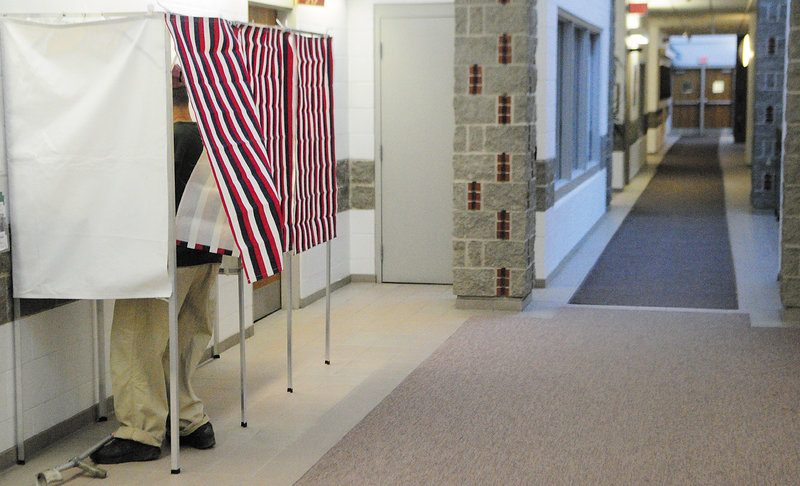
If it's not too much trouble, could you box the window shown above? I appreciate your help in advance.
[556,14,601,182]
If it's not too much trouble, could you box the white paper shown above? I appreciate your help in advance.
[176,149,239,257]
[1,16,172,298]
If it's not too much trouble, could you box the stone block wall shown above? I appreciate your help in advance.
[753,0,788,210]
[336,159,375,211]
[782,0,800,305]
[0,253,10,324]
[453,0,536,306]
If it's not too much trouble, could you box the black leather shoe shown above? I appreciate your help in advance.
[181,422,215,449]
[90,438,160,464]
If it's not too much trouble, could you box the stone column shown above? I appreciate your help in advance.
[782,0,800,305]
[753,0,788,210]
[453,0,536,309]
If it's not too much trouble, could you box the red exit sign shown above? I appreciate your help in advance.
[629,3,647,14]
[296,0,325,5]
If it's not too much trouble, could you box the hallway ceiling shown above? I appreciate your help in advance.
[643,0,755,35]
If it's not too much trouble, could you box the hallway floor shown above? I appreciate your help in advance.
[0,135,790,485]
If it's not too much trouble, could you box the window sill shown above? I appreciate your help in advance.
[553,161,603,202]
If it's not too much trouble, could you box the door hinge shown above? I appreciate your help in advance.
[381,245,384,260]
[380,145,383,161]
[380,42,383,59]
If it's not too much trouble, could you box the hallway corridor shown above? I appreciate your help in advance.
[0,136,793,485]
[571,137,738,309]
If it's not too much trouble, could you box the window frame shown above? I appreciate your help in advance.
[555,11,602,186]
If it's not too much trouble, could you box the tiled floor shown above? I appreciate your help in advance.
[0,136,788,485]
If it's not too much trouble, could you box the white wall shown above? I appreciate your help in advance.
[535,169,608,280]
[282,0,358,300]
[298,212,350,298]
[535,0,612,283]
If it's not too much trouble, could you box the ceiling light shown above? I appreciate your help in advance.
[626,13,641,30]
[741,33,753,67]
[626,33,650,50]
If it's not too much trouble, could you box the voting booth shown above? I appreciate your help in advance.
[0,11,336,474]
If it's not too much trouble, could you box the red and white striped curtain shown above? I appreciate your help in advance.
[288,34,337,253]
[235,25,295,252]
[236,24,337,253]
[166,14,284,282]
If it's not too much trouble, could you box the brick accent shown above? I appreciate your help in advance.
[468,182,482,210]
[496,211,510,240]
[498,94,512,124]
[469,64,483,94]
[496,267,510,296]
[496,153,511,181]
[498,34,511,64]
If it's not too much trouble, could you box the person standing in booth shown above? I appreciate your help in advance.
[91,64,222,464]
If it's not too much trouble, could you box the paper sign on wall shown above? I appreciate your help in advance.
[0,193,9,253]
[712,80,725,94]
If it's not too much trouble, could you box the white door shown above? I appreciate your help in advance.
[377,5,454,284]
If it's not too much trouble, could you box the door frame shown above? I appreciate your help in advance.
[373,3,454,283]
[671,65,735,136]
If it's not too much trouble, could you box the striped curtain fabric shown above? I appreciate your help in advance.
[166,14,284,282]
[237,25,337,253]
[235,25,294,252]
[288,34,337,253]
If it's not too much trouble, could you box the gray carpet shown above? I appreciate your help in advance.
[296,308,800,485]
[570,137,738,309]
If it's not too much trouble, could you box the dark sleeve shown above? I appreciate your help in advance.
[173,122,222,266]
[173,123,204,205]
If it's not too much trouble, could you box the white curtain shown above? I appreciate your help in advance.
[0,16,172,299]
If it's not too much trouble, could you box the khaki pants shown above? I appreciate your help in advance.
[111,263,219,447]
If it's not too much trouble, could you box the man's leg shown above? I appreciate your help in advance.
[164,263,218,444]
[92,298,167,463]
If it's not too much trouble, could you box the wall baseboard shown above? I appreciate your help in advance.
[1,327,256,474]
[1,397,114,473]
[297,274,378,308]
[299,276,352,308]
[455,292,532,311]
[198,324,255,364]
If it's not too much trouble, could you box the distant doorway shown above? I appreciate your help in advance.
[672,67,734,133]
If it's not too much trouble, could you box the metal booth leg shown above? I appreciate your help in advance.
[213,273,221,359]
[12,299,25,464]
[286,253,293,393]
[325,240,331,365]
[94,301,108,421]
[238,263,247,427]
[168,290,180,474]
